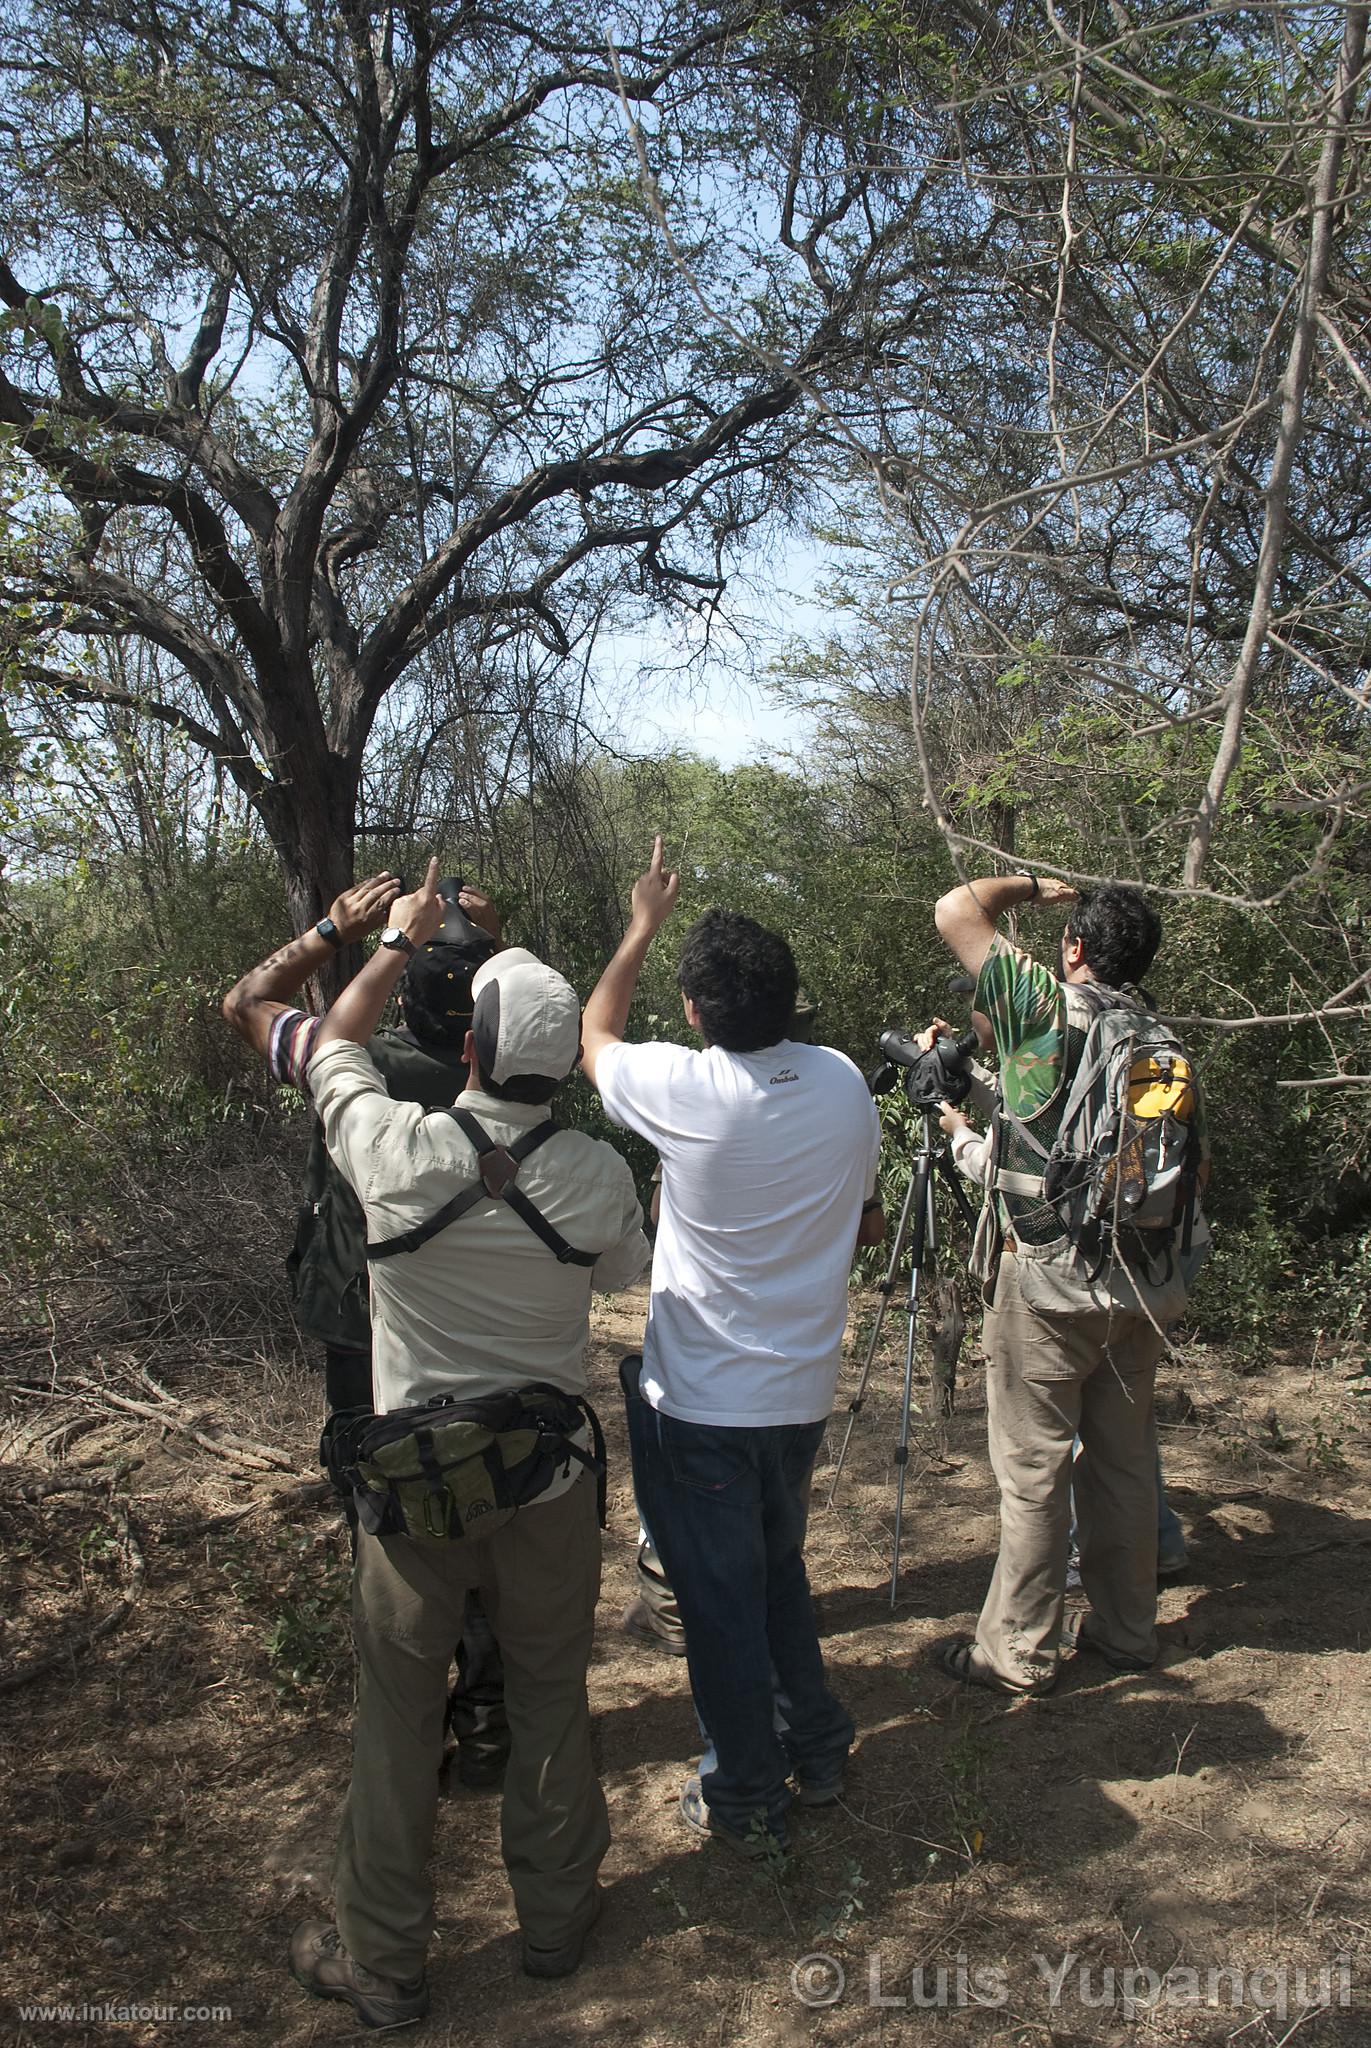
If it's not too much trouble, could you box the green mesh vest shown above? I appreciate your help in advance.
[286,1031,468,1351]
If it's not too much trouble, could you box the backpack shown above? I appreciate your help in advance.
[992,983,1205,1320]
[287,1029,469,1349]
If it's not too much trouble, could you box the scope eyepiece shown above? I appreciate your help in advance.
[869,1023,979,1109]
[430,876,496,956]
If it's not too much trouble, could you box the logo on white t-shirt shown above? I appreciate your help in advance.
[769,1066,800,1085]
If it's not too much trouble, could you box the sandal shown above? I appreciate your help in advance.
[1060,1614,1155,1673]
[936,1635,1054,1696]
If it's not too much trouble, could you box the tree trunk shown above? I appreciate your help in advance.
[258,761,360,1006]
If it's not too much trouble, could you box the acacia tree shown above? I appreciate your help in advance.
[0,0,945,965]
[749,1,1371,1099]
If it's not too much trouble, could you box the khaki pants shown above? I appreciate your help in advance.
[334,1476,608,1980]
[973,1255,1163,1691]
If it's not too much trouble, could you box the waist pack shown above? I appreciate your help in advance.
[321,1384,605,1543]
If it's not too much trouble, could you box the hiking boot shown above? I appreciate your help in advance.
[288,1921,429,2030]
[1060,1614,1155,1673]
[621,1594,687,1657]
[679,1774,789,1860]
[794,1775,844,1809]
[521,1883,603,1979]
[1157,1543,1190,1578]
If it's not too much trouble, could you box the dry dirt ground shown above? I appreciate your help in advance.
[2,1282,1368,2048]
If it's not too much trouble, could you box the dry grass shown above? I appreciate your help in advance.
[1,1264,1368,2048]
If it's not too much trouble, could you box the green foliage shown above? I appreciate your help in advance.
[1187,1203,1291,1364]
[4,728,1366,1367]
[940,1715,995,1859]
[222,1524,351,1703]
[0,848,289,1271]
[1298,1229,1371,1376]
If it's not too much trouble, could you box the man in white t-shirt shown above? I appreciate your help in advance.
[582,839,883,1857]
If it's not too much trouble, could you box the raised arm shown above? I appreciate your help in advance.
[221,871,399,1058]
[581,836,680,1086]
[934,873,1078,978]
[314,861,445,1055]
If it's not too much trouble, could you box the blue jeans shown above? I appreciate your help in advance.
[622,1358,853,1837]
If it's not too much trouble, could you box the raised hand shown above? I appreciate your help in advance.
[387,858,445,947]
[457,883,503,943]
[327,871,401,943]
[630,834,680,933]
[1034,875,1079,907]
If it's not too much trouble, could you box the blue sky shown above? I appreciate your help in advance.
[589,532,832,767]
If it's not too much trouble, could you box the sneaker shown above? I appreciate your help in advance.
[679,1774,789,1860]
[621,1594,688,1657]
[1157,1545,1190,1578]
[288,1921,429,2030]
[521,1882,603,1979]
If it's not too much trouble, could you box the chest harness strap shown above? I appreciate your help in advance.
[365,1108,597,1267]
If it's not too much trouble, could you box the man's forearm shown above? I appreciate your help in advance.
[855,1201,886,1249]
[222,870,400,1058]
[314,947,410,1053]
[934,873,1046,977]
[581,922,656,1083]
[222,928,339,1054]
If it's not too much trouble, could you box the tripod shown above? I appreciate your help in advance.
[828,1102,978,1608]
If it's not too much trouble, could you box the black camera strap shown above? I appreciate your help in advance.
[365,1107,597,1267]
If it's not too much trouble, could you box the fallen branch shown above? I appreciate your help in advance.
[70,1374,301,1474]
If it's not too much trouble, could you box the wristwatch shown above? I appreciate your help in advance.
[315,917,345,947]
[379,926,417,958]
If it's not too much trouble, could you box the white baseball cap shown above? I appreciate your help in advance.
[470,947,582,1085]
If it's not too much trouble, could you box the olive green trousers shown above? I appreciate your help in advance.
[334,1474,607,1979]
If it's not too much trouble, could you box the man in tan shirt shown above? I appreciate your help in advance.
[284,862,647,2028]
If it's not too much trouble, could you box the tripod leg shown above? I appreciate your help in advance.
[890,1137,937,1608]
[828,1167,919,1505]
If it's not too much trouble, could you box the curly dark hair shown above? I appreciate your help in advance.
[676,909,799,1052]
[1065,885,1162,991]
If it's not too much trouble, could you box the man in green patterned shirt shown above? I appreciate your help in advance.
[929,870,1188,1694]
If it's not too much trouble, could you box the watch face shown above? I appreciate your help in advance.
[381,926,414,952]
